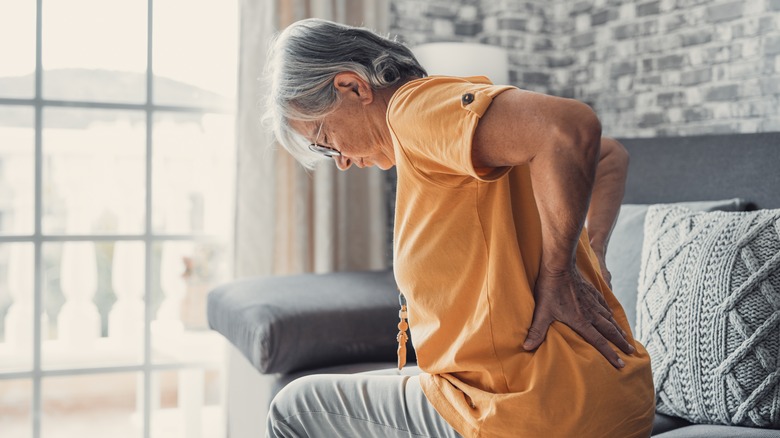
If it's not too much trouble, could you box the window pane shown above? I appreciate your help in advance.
[42,242,144,369]
[153,0,238,107]
[0,378,32,438]
[42,108,145,235]
[151,241,229,365]
[0,244,35,372]
[42,373,142,438]
[152,113,235,236]
[42,0,147,103]
[150,370,224,438]
[0,0,35,98]
[0,106,34,235]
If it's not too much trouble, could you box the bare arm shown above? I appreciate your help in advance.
[585,138,630,288]
[472,90,633,368]
[473,89,600,274]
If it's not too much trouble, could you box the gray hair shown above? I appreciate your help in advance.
[263,18,427,168]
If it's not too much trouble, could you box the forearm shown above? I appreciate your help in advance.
[483,98,634,363]
[531,120,602,275]
[524,120,639,365]
[585,137,629,255]
[470,92,604,272]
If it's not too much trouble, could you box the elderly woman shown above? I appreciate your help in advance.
[263,18,654,438]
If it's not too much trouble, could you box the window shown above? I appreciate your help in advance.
[0,1,237,437]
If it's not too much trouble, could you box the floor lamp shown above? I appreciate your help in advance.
[411,42,510,85]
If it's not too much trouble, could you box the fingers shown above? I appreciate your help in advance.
[585,284,634,356]
[529,314,634,369]
[593,314,635,355]
[574,321,626,369]
[608,314,628,338]
[590,286,610,310]
[528,268,635,369]
[523,314,553,351]
[593,299,624,336]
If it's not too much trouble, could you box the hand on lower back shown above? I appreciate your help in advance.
[522,266,633,369]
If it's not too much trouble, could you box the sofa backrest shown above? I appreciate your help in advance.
[619,133,780,209]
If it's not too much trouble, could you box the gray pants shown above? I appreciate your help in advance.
[266,367,462,438]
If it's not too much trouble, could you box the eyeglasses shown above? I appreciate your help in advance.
[308,121,341,158]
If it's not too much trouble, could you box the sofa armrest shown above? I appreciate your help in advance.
[208,269,412,374]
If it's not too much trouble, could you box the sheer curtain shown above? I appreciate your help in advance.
[235,0,391,278]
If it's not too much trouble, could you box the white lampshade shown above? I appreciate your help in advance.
[411,42,510,85]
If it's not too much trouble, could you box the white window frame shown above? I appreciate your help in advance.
[0,1,235,436]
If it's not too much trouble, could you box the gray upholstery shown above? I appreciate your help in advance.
[621,133,780,209]
[207,270,411,374]
[652,413,692,435]
[654,424,780,437]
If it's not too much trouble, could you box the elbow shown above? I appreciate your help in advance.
[601,137,631,170]
[574,101,602,160]
[552,100,602,164]
[601,136,630,173]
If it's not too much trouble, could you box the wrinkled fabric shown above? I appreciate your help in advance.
[387,76,655,438]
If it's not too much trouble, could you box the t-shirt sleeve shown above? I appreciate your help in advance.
[387,76,516,183]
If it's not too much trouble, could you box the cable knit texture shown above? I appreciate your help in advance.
[637,205,780,428]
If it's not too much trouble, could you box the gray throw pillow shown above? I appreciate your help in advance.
[637,205,780,428]
[207,269,409,374]
[606,199,747,333]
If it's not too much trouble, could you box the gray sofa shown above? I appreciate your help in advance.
[208,133,780,437]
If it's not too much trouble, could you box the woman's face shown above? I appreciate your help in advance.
[316,103,394,170]
[293,72,396,171]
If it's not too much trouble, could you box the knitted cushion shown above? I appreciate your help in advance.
[637,205,780,428]
[607,199,747,333]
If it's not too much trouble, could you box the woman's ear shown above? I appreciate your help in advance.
[333,72,374,104]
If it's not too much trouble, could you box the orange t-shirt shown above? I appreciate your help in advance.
[387,76,655,438]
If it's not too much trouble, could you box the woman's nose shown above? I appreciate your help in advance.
[335,155,352,171]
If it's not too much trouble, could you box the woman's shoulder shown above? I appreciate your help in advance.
[388,75,493,112]
[387,76,497,139]
[386,76,516,180]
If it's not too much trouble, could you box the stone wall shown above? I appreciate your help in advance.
[389,0,780,137]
